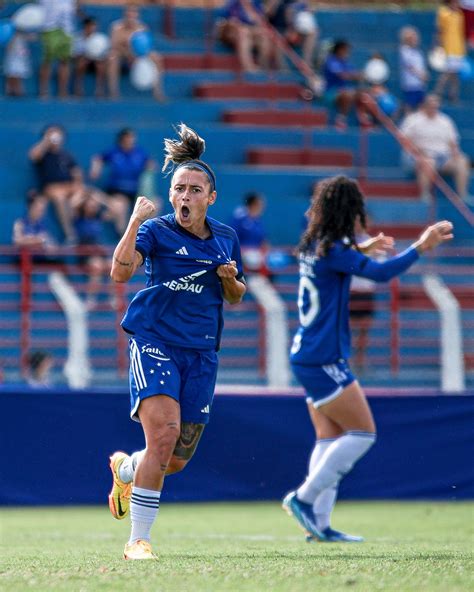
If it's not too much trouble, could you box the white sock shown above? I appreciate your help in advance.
[308,438,339,531]
[119,450,145,484]
[297,431,376,505]
[129,486,160,544]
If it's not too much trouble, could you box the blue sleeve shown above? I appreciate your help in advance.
[326,243,419,282]
[231,232,245,281]
[101,149,113,163]
[135,220,158,264]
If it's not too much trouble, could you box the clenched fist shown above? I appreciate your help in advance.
[132,196,156,224]
[217,260,238,279]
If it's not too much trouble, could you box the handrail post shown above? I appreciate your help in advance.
[19,249,32,377]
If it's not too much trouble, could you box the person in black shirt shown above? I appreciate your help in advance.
[28,125,84,242]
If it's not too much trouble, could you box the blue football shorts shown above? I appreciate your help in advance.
[128,335,218,424]
[291,359,356,409]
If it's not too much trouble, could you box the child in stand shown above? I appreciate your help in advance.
[4,31,33,96]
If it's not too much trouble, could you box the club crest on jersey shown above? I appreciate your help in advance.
[141,345,171,361]
[162,269,207,294]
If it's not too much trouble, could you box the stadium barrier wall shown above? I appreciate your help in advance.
[1,388,473,505]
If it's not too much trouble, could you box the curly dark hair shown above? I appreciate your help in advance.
[298,176,367,257]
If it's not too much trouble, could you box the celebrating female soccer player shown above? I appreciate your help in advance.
[283,175,453,542]
[108,124,246,560]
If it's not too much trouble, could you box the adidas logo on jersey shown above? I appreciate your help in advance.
[200,405,210,414]
[176,246,189,255]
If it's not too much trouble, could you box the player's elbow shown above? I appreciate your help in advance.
[110,267,131,283]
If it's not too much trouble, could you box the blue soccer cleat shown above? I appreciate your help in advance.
[306,527,364,543]
[282,491,326,541]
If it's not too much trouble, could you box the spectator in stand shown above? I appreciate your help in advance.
[89,128,154,234]
[39,0,78,98]
[400,94,472,204]
[229,192,269,276]
[267,0,318,67]
[72,189,113,310]
[217,0,271,72]
[73,16,108,97]
[28,124,84,243]
[3,30,33,97]
[26,350,54,388]
[323,40,366,131]
[12,193,55,253]
[399,26,429,112]
[108,4,165,100]
[460,1,474,47]
[435,0,466,103]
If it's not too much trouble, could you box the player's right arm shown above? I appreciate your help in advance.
[110,196,156,283]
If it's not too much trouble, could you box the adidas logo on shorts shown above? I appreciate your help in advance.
[176,246,189,255]
[200,405,210,414]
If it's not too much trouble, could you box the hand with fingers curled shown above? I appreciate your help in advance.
[415,220,454,253]
[132,196,156,224]
[358,232,395,256]
[216,260,238,279]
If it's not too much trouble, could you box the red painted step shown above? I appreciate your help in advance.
[193,82,303,100]
[360,180,419,198]
[398,287,434,309]
[223,109,327,127]
[247,147,353,167]
[163,53,239,70]
[371,223,424,239]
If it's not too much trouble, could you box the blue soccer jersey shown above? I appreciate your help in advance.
[121,214,244,351]
[290,240,419,366]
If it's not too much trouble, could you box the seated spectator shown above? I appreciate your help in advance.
[3,30,33,97]
[73,16,108,97]
[229,192,270,276]
[267,0,318,67]
[12,193,55,252]
[108,4,165,100]
[39,0,78,98]
[460,1,474,47]
[399,26,429,112]
[26,350,53,388]
[434,0,466,103]
[28,124,84,243]
[323,40,365,130]
[89,128,154,234]
[217,0,270,72]
[400,94,472,204]
[72,189,113,310]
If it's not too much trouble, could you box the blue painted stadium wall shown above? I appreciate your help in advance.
[1,389,473,505]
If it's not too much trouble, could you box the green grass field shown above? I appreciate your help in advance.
[1,502,473,592]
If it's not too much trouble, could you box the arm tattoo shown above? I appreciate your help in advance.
[114,256,133,267]
[173,422,205,460]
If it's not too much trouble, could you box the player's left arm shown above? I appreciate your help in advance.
[217,261,246,304]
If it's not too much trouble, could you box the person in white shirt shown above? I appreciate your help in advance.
[399,26,428,112]
[400,94,472,204]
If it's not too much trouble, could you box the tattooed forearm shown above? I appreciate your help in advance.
[173,422,205,460]
[114,256,133,267]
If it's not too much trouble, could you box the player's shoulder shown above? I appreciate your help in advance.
[208,217,239,241]
[140,213,175,233]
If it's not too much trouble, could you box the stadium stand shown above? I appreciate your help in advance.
[0,2,472,390]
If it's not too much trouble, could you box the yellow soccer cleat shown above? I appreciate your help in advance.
[123,539,156,560]
[108,451,132,520]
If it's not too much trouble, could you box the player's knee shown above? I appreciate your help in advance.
[146,424,180,458]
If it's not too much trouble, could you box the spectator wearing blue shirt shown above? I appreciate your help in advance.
[399,26,429,112]
[323,40,364,130]
[229,192,269,275]
[90,128,154,234]
[217,0,270,72]
[13,193,54,251]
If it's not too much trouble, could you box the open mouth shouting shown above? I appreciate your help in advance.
[180,204,191,222]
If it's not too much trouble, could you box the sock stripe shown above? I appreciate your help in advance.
[132,492,161,501]
[131,501,160,510]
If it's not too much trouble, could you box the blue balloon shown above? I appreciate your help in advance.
[0,20,14,46]
[130,30,153,57]
[376,92,397,116]
[459,58,474,81]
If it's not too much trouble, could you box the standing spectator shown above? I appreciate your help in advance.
[435,0,466,103]
[28,124,84,242]
[26,350,54,388]
[400,94,472,204]
[12,193,55,252]
[323,40,365,131]
[39,0,78,98]
[108,4,164,100]
[73,16,108,97]
[3,30,33,97]
[217,0,271,72]
[229,192,269,275]
[460,1,474,48]
[399,26,429,112]
[89,128,154,234]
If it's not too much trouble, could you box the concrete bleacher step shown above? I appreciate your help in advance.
[193,82,303,100]
[222,109,327,127]
[372,223,424,239]
[247,147,353,167]
[163,53,239,70]
[360,181,419,198]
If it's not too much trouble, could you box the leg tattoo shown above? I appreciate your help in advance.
[173,422,205,461]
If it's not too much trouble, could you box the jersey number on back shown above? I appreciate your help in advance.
[297,276,320,327]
